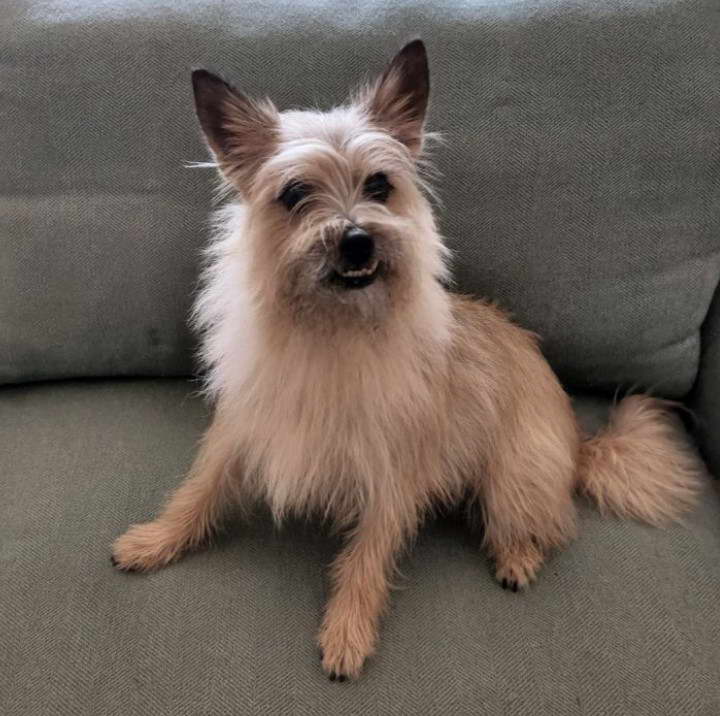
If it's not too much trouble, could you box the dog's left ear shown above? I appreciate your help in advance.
[365,39,429,156]
[191,69,278,192]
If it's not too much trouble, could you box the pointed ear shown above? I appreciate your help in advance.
[365,39,429,156]
[191,69,278,190]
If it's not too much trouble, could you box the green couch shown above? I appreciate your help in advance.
[3,1,720,713]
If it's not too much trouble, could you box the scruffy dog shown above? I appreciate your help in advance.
[112,40,702,680]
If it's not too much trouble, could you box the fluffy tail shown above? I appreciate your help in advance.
[578,395,704,525]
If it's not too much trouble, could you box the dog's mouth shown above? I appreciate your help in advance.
[329,259,382,290]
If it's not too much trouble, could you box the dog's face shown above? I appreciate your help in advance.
[192,41,447,324]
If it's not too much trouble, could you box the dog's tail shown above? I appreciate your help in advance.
[577,395,704,525]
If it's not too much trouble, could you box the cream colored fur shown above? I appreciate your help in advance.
[112,41,704,681]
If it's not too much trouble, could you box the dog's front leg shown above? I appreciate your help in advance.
[319,506,417,681]
[111,407,241,572]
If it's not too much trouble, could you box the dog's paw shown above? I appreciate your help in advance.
[317,617,374,681]
[111,522,187,573]
[495,562,535,592]
[494,542,544,592]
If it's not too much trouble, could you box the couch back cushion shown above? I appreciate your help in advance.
[3,0,719,396]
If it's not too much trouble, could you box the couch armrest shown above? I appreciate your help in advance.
[692,284,720,475]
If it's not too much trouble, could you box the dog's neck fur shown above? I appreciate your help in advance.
[195,202,454,403]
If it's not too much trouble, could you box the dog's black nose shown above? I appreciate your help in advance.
[339,227,375,268]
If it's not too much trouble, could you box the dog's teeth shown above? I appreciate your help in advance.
[339,261,379,278]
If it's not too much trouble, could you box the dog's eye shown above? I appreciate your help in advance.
[278,181,312,211]
[363,172,392,203]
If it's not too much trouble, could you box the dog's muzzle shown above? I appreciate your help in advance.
[331,226,382,289]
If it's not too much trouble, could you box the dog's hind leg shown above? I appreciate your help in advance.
[478,439,578,591]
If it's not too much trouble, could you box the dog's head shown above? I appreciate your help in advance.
[192,40,448,325]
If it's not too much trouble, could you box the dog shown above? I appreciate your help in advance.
[112,40,703,681]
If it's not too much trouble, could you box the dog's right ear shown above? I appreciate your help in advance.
[191,69,278,191]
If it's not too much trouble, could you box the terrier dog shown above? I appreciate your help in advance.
[112,40,703,680]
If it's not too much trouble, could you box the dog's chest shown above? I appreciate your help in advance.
[240,344,438,517]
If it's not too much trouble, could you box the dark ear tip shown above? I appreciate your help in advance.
[403,38,425,51]
[191,68,228,92]
[191,68,211,89]
[399,38,427,59]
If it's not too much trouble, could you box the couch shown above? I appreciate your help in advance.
[3,1,720,713]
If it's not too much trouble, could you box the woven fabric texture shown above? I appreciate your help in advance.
[692,287,720,474]
[1,378,719,716]
[2,0,719,396]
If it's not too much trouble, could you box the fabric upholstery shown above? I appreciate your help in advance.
[2,0,719,397]
[2,378,720,715]
[692,287,720,476]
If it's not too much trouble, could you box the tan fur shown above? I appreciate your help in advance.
[112,41,705,680]
[578,395,701,525]
[112,404,242,571]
